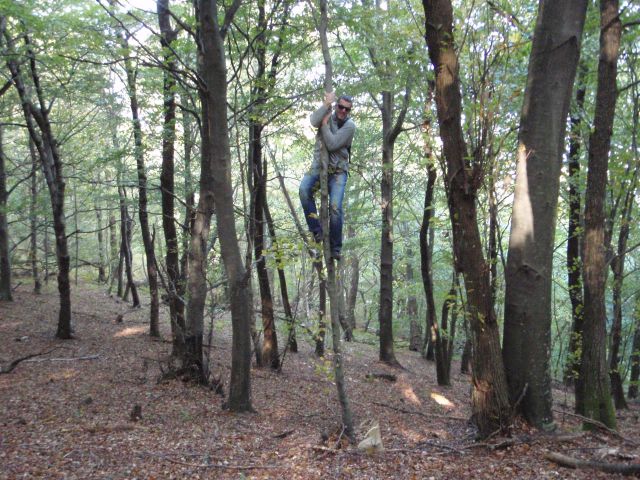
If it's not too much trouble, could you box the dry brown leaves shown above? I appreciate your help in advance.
[1,284,639,479]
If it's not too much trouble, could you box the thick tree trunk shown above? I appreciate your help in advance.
[564,66,587,387]
[423,0,510,437]
[578,0,620,429]
[0,123,11,301]
[502,0,587,429]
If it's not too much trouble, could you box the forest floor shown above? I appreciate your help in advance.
[1,283,640,479]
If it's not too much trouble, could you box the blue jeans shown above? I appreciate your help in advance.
[299,170,347,256]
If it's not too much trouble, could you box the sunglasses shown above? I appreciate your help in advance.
[337,104,352,112]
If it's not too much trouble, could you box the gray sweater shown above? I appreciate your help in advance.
[309,104,356,173]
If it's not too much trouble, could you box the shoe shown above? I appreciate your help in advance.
[313,231,323,244]
[331,251,341,261]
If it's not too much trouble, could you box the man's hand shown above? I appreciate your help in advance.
[323,91,336,108]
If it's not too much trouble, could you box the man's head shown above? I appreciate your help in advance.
[335,95,353,121]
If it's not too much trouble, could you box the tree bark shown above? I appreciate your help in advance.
[0,122,11,301]
[119,34,159,337]
[577,0,620,429]
[249,0,279,369]
[28,137,41,293]
[157,0,186,353]
[118,187,140,307]
[316,0,354,441]
[346,224,359,334]
[195,0,253,410]
[264,200,296,353]
[3,25,72,337]
[564,64,587,387]
[503,0,587,429]
[420,159,437,363]
[629,296,640,399]
[423,0,510,437]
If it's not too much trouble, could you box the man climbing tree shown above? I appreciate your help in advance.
[299,92,355,261]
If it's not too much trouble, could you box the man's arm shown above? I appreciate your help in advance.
[310,92,336,127]
[321,120,355,152]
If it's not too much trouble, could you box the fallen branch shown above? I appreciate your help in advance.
[465,433,583,451]
[24,354,100,363]
[545,451,640,476]
[366,373,397,382]
[552,409,638,446]
[142,451,278,470]
[0,347,61,374]
[373,401,468,421]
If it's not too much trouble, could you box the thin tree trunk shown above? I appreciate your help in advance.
[628,296,640,399]
[28,137,41,293]
[316,0,354,440]
[420,159,437,362]
[275,168,325,355]
[564,64,587,387]
[578,0,620,429]
[157,0,186,354]
[119,187,140,307]
[346,223,359,334]
[195,0,253,410]
[502,0,587,429]
[108,214,117,292]
[95,192,107,283]
[264,200,297,353]
[0,122,11,301]
[609,213,630,409]
[120,35,160,337]
[3,26,72,337]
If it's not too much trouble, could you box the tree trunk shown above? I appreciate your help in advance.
[423,0,510,437]
[157,0,186,354]
[0,122,11,301]
[120,35,159,337]
[248,3,279,368]
[195,0,253,411]
[3,27,73,337]
[316,0,354,440]
[274,168,325,355]
[420,159,437,363]
[577,0,620,429]
[564,64,587,387]
[502,0,587,429]
[378,107,397,365]
[609,216,630,409]
[28,137,41,293]
[119,188,140,307]
[264,200,297,353]
[629,296,640,399]
[94,190,107,283]
[346,224,359,334]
